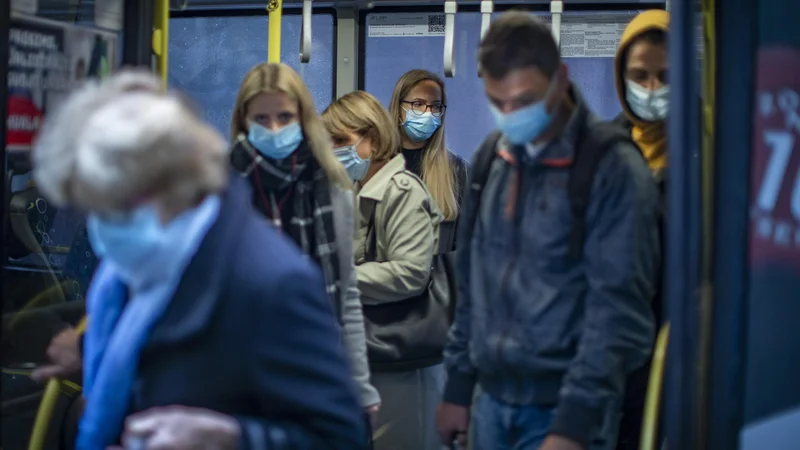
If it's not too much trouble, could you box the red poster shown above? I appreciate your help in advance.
[5,15,118,151]
[6,95,43,148]
[749,46,800,269]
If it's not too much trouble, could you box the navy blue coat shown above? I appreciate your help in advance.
[129,176,366,449]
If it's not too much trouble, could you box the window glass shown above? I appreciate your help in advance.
[364,11,638,159]
[742,0,800,439]
[3,3,123,448]
[169,13,335,139]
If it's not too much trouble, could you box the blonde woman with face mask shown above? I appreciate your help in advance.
[323,91,445,450]
[228,63,380,424]
[389,70,467,253]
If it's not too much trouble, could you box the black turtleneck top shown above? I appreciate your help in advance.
[402,147,425,177]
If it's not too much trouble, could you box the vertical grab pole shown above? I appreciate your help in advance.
[267,0,283,63]
[665,0,703,445]
[299,0,312,63]
[477,0,492,77]
[299,0,312,79]
[480,0,493,39]
[152,0,169,88]
[443,0,457,78]
[550,0,563,48]
[28,317,89,450]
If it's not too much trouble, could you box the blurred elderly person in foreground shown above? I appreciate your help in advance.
[32,69,366,450]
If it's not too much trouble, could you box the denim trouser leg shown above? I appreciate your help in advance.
[512,403,554,449]
[471,392,552,450]
[471,390,621,450]
[471,392,514,450]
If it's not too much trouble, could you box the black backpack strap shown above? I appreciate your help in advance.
[466,130,504,235]
[568,121,639,259]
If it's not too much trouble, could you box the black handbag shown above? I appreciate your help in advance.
[361,206,451,373]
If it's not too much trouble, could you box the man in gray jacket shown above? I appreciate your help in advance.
[435,12,659,450]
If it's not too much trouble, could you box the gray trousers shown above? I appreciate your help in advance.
[371,364,445,450]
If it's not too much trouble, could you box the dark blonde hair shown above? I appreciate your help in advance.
[231,63,351,188]
[321,91,399,163]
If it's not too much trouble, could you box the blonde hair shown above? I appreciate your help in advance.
[32,69,228,215]
[389,69,458,220]
[231,63,351,189]
[321,91,399,162]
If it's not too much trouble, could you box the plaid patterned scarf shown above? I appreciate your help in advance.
[231,135,342,322]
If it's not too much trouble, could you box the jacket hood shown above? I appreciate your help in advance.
[614,10,670,127]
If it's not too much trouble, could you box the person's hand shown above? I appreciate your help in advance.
[435,402,470,447]
[31,327,82,382]
[365,403,380,430]
[538,435,585,450]
[118,406,240,450]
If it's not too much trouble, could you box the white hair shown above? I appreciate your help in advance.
[33,70,228,214]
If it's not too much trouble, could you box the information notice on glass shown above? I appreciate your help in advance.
[368,13,446,38]
[6,15,118,152]
[541,13,636,58]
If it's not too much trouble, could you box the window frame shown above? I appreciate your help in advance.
[170,6,339,102]
[356,2,666,90]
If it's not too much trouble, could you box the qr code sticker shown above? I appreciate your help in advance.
[428,14,445,34]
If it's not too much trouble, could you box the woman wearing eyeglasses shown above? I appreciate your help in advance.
[385,69,467,436]
[389,69,467,284]
[389,70,467,234]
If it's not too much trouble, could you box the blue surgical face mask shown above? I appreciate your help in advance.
[334,139,371,181]
[625,80,669,122]
[87,204,168,275]
[490,79,557,146]
[247,121,303,160]
[402,111,441,142]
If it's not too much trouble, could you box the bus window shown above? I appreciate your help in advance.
[169,12,335,139]
[3,7,124,449]
[363,10,644,159]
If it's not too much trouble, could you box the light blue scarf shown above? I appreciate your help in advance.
[77,196,221,450]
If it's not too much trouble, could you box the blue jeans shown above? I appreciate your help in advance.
[471,391,619,450]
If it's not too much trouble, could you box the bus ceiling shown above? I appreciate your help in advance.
[169,0,667,10]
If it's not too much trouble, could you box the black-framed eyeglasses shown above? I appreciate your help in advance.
[401,100,446,117]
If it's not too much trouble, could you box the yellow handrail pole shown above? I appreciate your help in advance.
[267,0,283,63]
[640,323,670,450]
[28,317,88,450]
[152,0,170,87]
